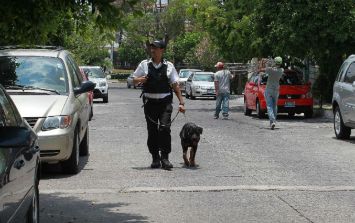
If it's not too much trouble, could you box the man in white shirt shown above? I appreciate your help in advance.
[133,40,185,169]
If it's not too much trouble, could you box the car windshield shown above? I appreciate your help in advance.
[179,71,190,78]
[0,56,68,94]
[83,67,105,78]
[193,74,214,82]
[260,71,304,85]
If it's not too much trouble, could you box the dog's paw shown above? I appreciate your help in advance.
[183,155,190,167]
[189,159,196,167]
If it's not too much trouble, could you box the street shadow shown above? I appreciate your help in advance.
[41,155,90,179]
[40,193,149,223]
[331,136,355,144]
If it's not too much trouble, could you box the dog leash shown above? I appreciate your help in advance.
[145,110,180,128]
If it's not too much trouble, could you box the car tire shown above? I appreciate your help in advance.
[103,94,108,103]
[27,171,39,223]
[334,106,351,139]
[256,100,265,119]
[62,128,80,174]
[79,127,89,156]
[244,98,252,116]
[304,108,313,119]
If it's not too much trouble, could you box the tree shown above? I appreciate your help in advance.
[254,0,355,101]
[0,0,140,45]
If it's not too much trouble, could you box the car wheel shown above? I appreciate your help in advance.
[244,98,252,116]
[62,128,80,174]
[27,171,39,223]
[304,108,313,119]
[103,94,108,103]
[79,127,89,156]
[334,106,351,139]
[256,100,265,119]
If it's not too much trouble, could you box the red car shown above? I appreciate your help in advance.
[244,69,313,118]
[80,68,94,121]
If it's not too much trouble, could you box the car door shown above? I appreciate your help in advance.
[67,56,89,138]
[340,62,355,125]
[244,73,257,109]
[0,87,37,222]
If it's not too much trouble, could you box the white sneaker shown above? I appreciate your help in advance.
[271,122,276,130]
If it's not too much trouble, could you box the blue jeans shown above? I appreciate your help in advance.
[215,92,230,117]
[264,88,279,124]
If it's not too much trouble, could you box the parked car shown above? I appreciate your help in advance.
[0,84,40,223]
[79,68,95,121]
[79,66,109,103]
[0,46,95,174]
[332,54,355,139]
[185,71,216,99]
[244,69,313,118]
[178,69,202,93]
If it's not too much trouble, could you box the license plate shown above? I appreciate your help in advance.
[284,101,295,107]
[207,89,214,94]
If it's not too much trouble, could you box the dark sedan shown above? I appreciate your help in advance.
[0,84,40,223]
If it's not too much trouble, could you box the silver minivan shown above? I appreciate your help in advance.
[332,55,355,139]
[0,47,95,174]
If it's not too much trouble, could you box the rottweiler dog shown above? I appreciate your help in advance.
[179,122,203,167]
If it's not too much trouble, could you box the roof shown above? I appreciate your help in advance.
[0,48,66,58]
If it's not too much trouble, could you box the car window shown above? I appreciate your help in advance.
[0,56,68,94]
[83,67,105,78]
[179,71,189,78]
[67,56,83,83]
[66,57,81,88]
[336,61,349,82]
[0,88,19,127]
[280,71,303,85]
[193,74,214,82]
[343,62,355,84]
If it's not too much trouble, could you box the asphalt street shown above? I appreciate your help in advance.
[40,82,355,223]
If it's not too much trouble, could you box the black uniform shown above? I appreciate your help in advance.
[143,61,173,161]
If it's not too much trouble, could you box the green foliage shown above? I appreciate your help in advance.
[165,32,203,65]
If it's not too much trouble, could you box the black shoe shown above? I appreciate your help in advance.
[151,159,161,168]
[161,159,173,169]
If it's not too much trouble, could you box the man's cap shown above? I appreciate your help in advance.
[214,61,224,68]
[150,40,166,49]
[274,56,283,65]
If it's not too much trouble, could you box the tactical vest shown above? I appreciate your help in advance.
[143,61,172,94]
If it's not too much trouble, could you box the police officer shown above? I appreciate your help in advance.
[133,40,185,169]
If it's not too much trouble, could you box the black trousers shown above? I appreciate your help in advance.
[144,100,173,159]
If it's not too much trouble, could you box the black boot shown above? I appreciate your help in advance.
[151,154,161,168]
[161,154,173,169]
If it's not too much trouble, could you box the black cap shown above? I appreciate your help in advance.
[150,40,166,49]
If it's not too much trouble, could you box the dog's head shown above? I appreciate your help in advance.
[180,122,203,147]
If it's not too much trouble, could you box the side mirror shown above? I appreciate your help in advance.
[0,127,36,148]
[74,81,96,95]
